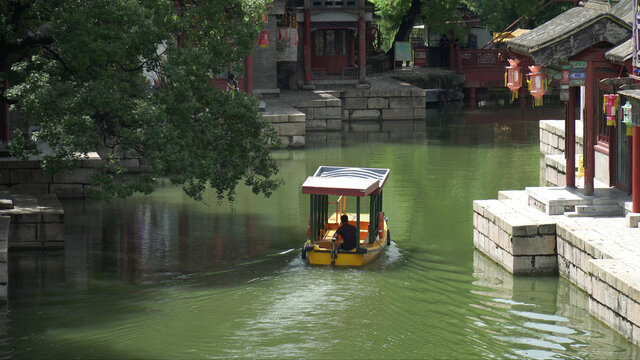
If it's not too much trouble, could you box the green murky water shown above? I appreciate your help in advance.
[2,105,638,359]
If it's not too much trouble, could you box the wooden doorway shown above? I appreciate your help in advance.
[311,29,353,74]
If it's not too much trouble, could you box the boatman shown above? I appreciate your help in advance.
[333,214,357,251]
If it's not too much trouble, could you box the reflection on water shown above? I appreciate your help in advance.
[2,105,639,359]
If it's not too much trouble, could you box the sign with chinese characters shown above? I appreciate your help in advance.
[394,42,412,62]
[569,70,586,86]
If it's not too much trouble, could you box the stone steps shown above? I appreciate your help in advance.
[566,203,623,217]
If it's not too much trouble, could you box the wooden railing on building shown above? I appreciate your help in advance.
[455,48,533,88]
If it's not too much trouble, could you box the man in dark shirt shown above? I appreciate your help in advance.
[333,214,357,250]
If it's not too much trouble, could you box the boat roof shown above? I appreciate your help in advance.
[301,166,390,196]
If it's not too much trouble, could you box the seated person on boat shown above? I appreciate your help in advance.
[333,214,357,250]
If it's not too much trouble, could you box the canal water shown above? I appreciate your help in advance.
[3,105,639,359]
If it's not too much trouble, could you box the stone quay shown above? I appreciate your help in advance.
[474,120,640,346]
[261,72,428,148]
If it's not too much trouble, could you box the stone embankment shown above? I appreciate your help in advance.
[0,191,65,249]
[474,186,640,346]
[0,152,101,198]
[261,71,433,147]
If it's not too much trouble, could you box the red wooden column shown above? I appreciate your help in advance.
[566,87,576,187]
[634,126,640,212]
[584,61,595,195]
[304,10,311,85]
[519,85,526,110]
[358,7,366,84]
[469,88,476,109]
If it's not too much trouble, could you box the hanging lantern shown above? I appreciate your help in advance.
[603,94,619,127]
[527,65,547,107]
[258,29,270,48]
[622,101,633,136]
[504,59,522,102]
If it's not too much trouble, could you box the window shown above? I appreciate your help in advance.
[314,31,323,56]
[326,31,335,56]
[336,30,346,56]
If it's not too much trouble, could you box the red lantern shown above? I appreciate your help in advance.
[505,59,521,102]
[603,94,619,127]
[258,30,271,48]
[527,65,547,107]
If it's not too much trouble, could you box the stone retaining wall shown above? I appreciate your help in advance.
[474,193,640,346]
[261,100,306,148]
[341,88,426,122]
[473,199,557,274]
[540,120,583,156]
[0,216,8,300]
[0,193,64,249]
[292,92,342,131]
[540,120,584,187]
[0,154,101,199]
[556,221,640,347]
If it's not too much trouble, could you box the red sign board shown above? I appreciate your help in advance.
[414,48,427,67]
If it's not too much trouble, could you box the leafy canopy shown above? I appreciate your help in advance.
[2,0,279,202]
[372,0,573,51]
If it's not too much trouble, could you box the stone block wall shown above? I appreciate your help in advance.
[540,120,584,187]
[0,216,8,300]
[262,102,306,148]
[0,193,64,249]
[554,218,640,347]
[293,92,342,131]
[341,88,426,121]
[473,199,558,274]
[589,260,640,347]
[0,153,101,199]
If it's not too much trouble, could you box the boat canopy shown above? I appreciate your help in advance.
[301,166,390,196]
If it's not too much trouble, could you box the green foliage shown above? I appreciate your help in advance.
[2,0,281,202]
[461,0,573,33]
[372,0,574,50]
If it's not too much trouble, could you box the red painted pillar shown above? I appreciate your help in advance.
[519,86,526,110]
[629,130,633,196]
[245,54,253,95]
[567,87,576,187]
[304,10,311,85]
[634,126,640,213]
[358,10,366,83]
[584,62,595,195]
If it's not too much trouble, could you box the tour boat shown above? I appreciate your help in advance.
[300,166,390,266]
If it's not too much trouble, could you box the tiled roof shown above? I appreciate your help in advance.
[507,7,606,55]
[605,38,633,64]
[506,0,632,65]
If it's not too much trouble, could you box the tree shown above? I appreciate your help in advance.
[1,0,279,202]
[373,0,574,51]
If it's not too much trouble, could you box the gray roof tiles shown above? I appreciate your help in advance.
[605,38,633,64]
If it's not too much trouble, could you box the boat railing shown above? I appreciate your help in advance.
[328,195,347,223]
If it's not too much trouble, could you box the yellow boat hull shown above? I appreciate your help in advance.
[303,221,389,266]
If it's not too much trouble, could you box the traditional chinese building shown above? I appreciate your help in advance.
[230,0,376,96]
[506,0,635,206]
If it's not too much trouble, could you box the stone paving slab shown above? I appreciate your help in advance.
[279,90,341,108]
[526,186,628,215]
[261,99,305,123]
[497,190,529,203]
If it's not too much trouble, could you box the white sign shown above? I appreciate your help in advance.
[394,42,412,62]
